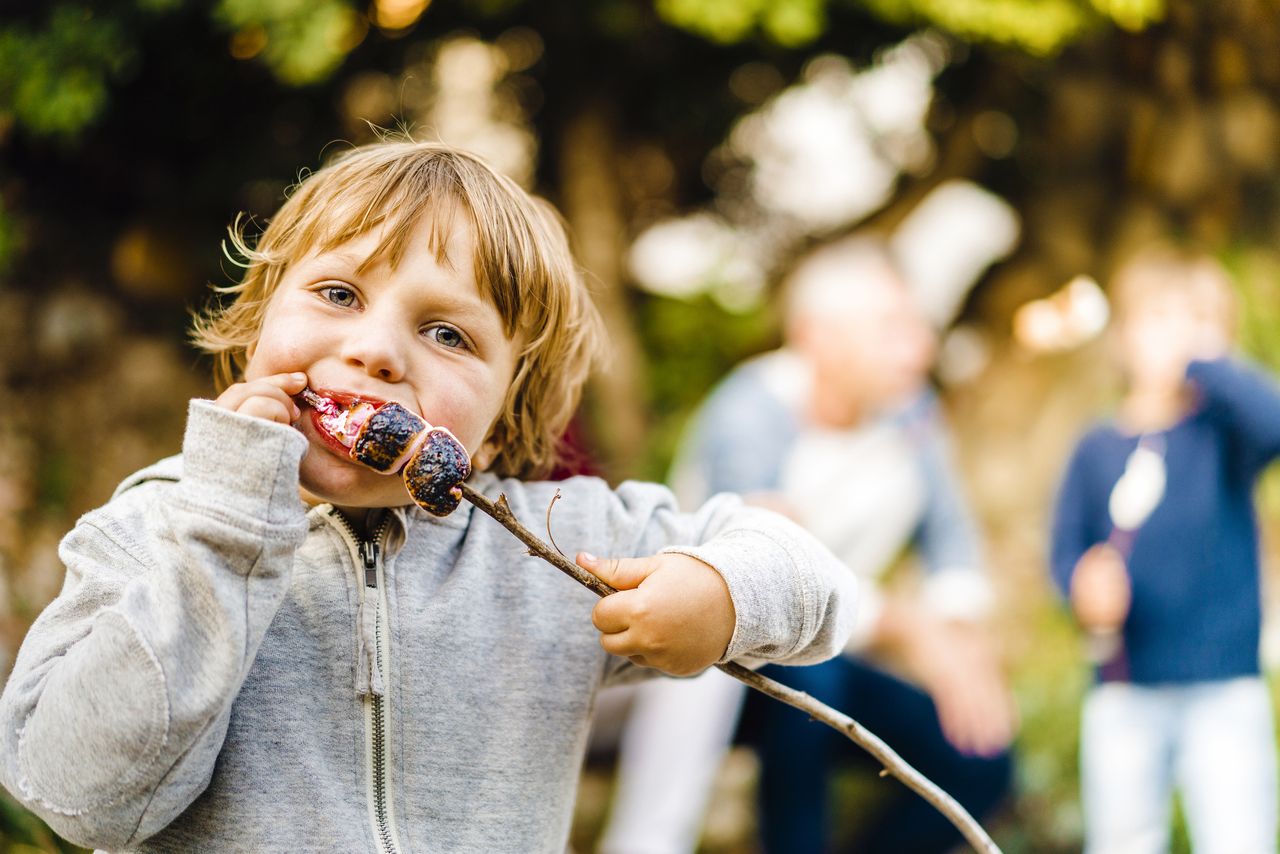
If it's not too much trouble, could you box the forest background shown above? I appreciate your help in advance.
[2,0,1280,851]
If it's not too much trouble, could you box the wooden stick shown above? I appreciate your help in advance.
[457,481,1001,853]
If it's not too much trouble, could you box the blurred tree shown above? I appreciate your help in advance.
[657,0,1166,52]
[0,0,1203,473]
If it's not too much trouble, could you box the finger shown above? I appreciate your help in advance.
[945,695,994,756]
[962,705,1012,758]
[260,371,309,394]
[238,396,297,425]
[597,627,639,658]
[243,384,303,422]
[934,686,974,753]
[592,591,638,634]
[216,376,305,417]
[214,382,256,412]
[954,672,1015,756]
[577,553,655,591]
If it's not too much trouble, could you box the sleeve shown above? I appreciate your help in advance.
[1187,357,1280,476]
[590,482,856,682]
[666,368,795,506]
[0,400,310,850]
[907,400,995,623]
[1049,435,1099,601]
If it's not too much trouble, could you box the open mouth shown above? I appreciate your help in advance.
[299,388,386,452]
[299,387,471,514]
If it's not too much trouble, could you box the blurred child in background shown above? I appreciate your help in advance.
[1050,245,1279,854]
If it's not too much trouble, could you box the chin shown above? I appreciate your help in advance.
[301,472,409,511]
[299,440,409,509]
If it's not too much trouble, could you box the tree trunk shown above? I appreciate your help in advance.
[556,103,650,480]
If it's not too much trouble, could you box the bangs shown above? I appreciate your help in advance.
[274,148,523,337]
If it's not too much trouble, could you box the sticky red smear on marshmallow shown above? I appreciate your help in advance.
[300,389,380,449]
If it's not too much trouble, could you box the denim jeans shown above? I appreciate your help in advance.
[1081,677,1278,854]
[746,657,1013,853]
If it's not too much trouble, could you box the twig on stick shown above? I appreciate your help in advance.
[457,481,1001,854]
[546,488,567,558]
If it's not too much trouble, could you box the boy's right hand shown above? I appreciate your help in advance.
[889,609,1017,758]
[1070,543,1130,632]
[214,372,307,425]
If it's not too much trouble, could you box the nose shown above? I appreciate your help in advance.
[340,309,407,382]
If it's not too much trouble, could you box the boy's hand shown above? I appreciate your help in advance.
[579,552,735,677]
[214,372,308,425]
[877,602,1017,757]
[1070,543,1130,632]
[911,620,1016,757]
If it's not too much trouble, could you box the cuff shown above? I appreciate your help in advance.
[842,584,884,654]
[179,399,310,527]
[662,528,810,664]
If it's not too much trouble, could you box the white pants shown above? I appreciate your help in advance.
[597,669,747,854]
[1081,678,1278,854]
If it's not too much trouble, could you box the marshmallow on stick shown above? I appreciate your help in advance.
[300,388,472,516]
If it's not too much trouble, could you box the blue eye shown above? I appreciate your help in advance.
[321,286,357,307]
[428,325,466,349]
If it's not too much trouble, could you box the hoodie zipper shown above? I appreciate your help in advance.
[329,510,403,854]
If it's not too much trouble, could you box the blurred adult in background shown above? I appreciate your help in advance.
[598,235,1016,854]
[1051,246,1279,854]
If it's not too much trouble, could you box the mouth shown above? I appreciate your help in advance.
[299,388,392,454]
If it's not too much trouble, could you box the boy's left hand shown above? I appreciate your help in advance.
[578,552,735,676]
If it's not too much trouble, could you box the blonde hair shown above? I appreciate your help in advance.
[191,140,606,479]
[1109,243,1238,341]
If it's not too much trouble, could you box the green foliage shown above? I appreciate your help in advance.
[0,6,135,139]
[1003,602,1087,850]
[1227,249,1280,516]
[654,0,1166,54]
[1087,0,1165,31]
[0,0,366,144]
[655,0,827,46]
[859,0,1093,54]
[636,293,779,480]
[0,787,86,853]
[214,0,363,86]
[1232,262,1280,377]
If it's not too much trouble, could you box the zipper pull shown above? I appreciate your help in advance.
[355,537,383,696]
[359,540,379,588]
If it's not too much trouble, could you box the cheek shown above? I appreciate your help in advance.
[421,376,510,450]
[243,329,312,381]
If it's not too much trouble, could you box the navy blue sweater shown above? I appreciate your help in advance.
[1050,358,1280,684]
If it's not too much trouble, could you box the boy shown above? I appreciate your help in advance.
[1050,245,1279,854]
[0,141,856,852]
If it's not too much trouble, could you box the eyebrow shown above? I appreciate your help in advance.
[308,248,371,269]
[302,250,500,322]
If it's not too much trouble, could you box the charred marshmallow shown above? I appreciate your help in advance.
[302,389,471,516]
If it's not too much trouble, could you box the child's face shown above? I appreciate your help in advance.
[1116,288,1217,394]
[244,211,520,510]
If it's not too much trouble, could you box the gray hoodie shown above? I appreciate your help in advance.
[0,401,856,853]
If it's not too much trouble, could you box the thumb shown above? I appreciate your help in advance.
[576,552,655,591]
